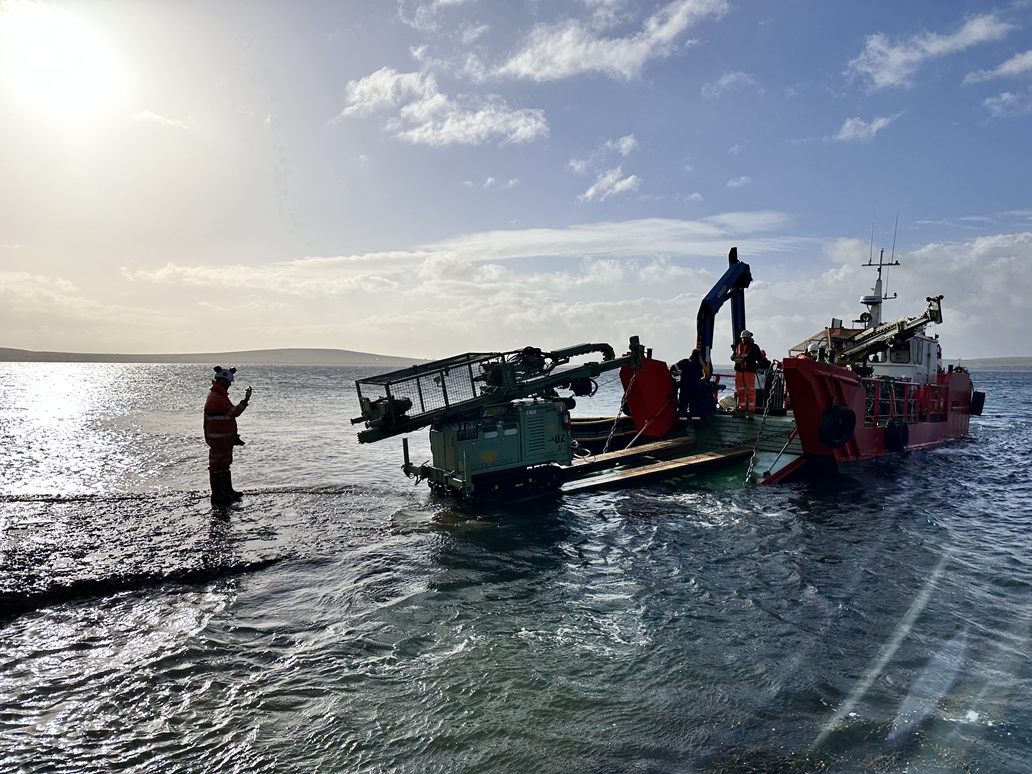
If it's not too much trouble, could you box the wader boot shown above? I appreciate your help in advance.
[209,471,234,509]
[225,470,243,500]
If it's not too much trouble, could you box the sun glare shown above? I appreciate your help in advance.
[0,0,127,122]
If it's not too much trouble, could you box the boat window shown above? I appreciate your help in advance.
[890,340,911,364]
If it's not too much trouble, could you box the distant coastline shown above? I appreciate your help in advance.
[2,347,1029,371]
[945,357,1032,372]
[0,347,426,367]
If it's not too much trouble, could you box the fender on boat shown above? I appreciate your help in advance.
[817,405,856,449]
[969,390,985,417]
[885,418,910,453]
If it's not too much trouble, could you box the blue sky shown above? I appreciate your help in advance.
[1,0,1030,361]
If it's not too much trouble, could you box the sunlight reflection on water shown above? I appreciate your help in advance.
[1,367,1030,772]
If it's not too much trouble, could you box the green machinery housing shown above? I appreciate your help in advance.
[352,338,645,500]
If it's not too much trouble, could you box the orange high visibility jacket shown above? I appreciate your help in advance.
[204,381,248,450]
[734,341,763,372]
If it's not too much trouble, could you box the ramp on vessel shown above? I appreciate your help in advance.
[562,440,752,494]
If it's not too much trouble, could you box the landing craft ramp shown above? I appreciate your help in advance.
[562,443,753,494]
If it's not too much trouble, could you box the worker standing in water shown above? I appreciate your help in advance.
[203,366,252,509]
[732,330,763,414]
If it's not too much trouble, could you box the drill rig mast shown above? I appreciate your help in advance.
[352,337,646,500]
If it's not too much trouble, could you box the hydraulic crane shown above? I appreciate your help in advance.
[352,337,645,500]
[835,296,944,366]
[696,247,752,377]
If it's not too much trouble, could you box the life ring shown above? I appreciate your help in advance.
[885,419,910,453]
[818,405,856,449]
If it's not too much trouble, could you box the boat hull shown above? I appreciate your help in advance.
[572,355,980,487]
[781,357,974,465]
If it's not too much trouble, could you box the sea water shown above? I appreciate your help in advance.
[1,363,1030,772]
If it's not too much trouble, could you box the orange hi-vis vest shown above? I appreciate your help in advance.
[204,381,247,451]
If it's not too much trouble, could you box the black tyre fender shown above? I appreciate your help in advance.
[969,390,985,417]
[885,419,910,453]
[818,405,856,449]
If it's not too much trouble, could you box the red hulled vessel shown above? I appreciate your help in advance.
[580,247,986,485]
[764,250,984,482]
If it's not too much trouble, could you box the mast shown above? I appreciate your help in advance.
[859,248,898,328]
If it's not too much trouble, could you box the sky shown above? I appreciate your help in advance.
[1,0,1031,362]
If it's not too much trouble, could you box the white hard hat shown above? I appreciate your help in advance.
[740,330,753,339]
[213,366,236,383]
[808,342,820,353]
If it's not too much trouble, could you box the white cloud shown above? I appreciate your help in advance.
[569,135,641,201]
[726,176,751,188]
[337,67,547,146]
[964,49,1032,83]
[14,224,1030,361]
[408,212,805,271]
[339,67,432,118]
[701,71,760,99]
[126,260,402,297]
[0,271,179,346]
[578,166,641,202]
[133,110,190,131]
[494,0,729,82]
[847,14,1014,90]
[461,23,490,45]
[398,0,472,32]
[834,114,900,142]
[983,87,1032,117]
[130,214,800,296]
[569,133,638,172]
[610,134,638,155]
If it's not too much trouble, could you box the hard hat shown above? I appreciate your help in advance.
[807,342,820,353]
[213,366,236,383]
[740,330,753,339]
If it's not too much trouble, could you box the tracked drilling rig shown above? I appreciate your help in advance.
[352,337,646,500]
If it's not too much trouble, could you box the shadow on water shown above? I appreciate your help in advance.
[0,557,286,621]
[0,490,296,621]
[0,485,397,621]
[418,494,574,589]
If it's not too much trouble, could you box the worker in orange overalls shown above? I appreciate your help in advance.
[204,366,251,509]
[732,330,764,413]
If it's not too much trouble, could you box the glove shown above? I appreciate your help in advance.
[244,386,253,401]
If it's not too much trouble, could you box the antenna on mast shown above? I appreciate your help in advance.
[889,213,898,262]
[886,213,899,297]
[869,215,875,264]
[860,217,900,327]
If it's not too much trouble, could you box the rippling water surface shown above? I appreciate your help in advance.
[1,364,1029,772]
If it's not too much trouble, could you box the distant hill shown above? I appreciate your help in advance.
[0,347,426,367]
[946,357,1032,372]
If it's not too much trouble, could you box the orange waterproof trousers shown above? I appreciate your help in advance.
[735,371,756,412]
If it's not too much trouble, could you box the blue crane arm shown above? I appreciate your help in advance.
[695,247,752,377]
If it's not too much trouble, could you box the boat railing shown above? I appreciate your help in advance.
[710,366,787,415]
[860,377,947,426]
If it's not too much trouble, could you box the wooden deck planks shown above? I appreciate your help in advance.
[561,447,753,494]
